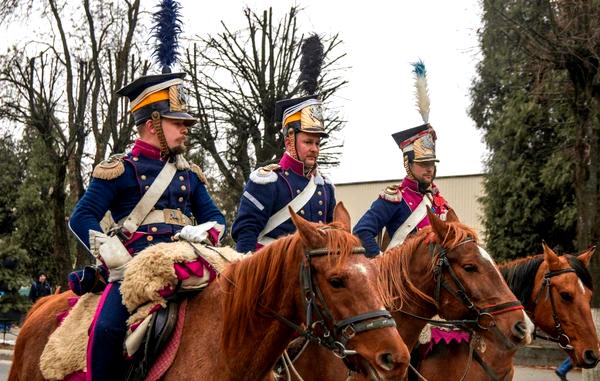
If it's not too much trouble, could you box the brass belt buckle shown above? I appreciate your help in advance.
[164,208,185,225]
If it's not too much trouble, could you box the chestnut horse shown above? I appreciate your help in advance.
[286,209,534,380]
[9,203,410,381]
[414,243,599,380]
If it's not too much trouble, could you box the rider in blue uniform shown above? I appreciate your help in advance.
[231,94,336,253]
[232,35,335,253]
[69,71,225,380]
[353,61,449,257]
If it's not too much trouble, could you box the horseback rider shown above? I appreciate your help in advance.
[231,35,336,253]
[231,94,336,252]
[353,61,449,257]
[68,72,226,380]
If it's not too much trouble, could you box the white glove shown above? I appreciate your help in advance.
[89,230,132,270]
[174,221,217,243]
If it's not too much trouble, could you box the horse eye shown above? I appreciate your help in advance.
[560,292,573,302]
[463,264,477,273]
[328,277,345,289]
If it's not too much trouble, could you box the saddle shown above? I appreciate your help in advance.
[125,298,181,381]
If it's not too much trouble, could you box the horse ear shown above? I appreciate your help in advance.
[333,202,351,232]
[428,207,449,241]
[289,206,326,248]
[577,246,595,267]
[445,208,460,223]
[542,242,561,270]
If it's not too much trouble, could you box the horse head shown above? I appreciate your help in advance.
[378,207,534,351]
[289,202,410,380]
[532,243,599,368]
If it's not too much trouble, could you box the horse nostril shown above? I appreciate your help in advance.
[583,350,599,366]
[376,352,396,371]
[511,320,526,341]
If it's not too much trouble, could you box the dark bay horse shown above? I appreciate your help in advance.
[414,243,599,380]
[9,203,410,381]
[287,209,534,380]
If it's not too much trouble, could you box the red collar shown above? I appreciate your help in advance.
[131,139,163,160]
[279,152,307,177]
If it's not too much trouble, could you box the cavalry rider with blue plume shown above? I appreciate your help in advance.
[69,1,225,379]
[232,35,336,253]
[353,61,450,256]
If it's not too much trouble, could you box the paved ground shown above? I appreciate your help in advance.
[515,365,582,381]
[0,361,584,381]
[1,360,9,381]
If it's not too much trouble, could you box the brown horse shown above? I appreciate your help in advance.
[9,203,410,381]
[414,243,599,380]
[287,209,534,380]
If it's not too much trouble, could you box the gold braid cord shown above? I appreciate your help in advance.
[151,111,170,159]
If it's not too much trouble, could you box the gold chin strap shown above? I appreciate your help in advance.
[151,111,170,159]
[404,156,415,180]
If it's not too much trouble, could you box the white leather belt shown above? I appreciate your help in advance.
[119,209,192,227]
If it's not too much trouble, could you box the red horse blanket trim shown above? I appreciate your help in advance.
[145,299,188,381]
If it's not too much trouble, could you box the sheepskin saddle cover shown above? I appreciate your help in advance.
[121,242,243,327]
[40,293,101,380]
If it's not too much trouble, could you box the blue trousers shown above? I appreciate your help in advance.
[87,282,129,381]
[557,357,573,375]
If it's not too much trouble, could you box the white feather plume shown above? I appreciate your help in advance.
[413,61,430,124]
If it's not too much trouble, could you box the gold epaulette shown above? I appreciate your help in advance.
[379,184,403,203]
[92,154,126,180]
[190,162,207,184]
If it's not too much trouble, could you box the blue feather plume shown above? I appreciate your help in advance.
[412,60,427,78]
[151,0,183,73]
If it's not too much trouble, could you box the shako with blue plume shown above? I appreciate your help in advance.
[275,34,328,142]
[116,0,195,158]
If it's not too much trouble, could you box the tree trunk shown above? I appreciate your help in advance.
[51,166,72,287]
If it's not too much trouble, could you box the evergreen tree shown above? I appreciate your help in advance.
[471,0,577,260]
[0,135,30,314]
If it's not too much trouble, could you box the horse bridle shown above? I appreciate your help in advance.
[530,268,576,351]
[269,242,397,376]
[406,238,525,381]
[427,239,524,332]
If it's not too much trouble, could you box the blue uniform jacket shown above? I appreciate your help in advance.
[232,153,336,253]
[69,139,226,255]
[353,177,448,257]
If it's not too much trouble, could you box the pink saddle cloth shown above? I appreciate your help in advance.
[422,327,471,358]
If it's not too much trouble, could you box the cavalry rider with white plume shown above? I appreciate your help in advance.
[353,61,450,256]
[68,1,225,379]
[232,34,336,253]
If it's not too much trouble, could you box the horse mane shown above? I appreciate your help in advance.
[500,255,544,307]
[566,254,594,290]
[500,253,594,308]
[376,221,479,311]
[220,222,360,353]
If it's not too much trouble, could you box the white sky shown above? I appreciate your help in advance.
[1,0,487,183]
[186,0,487,183]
